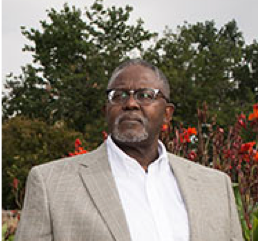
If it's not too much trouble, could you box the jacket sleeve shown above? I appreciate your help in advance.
[225,175,244,241]
[15,166,52,241]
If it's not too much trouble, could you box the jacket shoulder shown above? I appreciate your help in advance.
[167,152,228,180]
[30,142,106,178]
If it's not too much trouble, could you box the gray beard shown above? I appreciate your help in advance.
[112,114,149,143]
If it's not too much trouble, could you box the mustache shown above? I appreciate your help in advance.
[114,113,148,126]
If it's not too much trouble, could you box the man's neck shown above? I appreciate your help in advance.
[112,137,160,172]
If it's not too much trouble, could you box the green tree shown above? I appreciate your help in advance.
[2,116,85,209]
[144,20,254,127]
[3,0,155,140]
[233,41,258,104]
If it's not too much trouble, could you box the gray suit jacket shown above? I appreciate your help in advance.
[15,142,243,241]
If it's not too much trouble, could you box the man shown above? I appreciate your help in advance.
[15,59,243,241]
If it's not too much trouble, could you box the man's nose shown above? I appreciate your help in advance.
[122,94,140,110]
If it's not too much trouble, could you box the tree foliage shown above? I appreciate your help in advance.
[2,116,84,209]
[3,0,155,137]
[144,20,257,126]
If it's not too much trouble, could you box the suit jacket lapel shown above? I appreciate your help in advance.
[78,143,131,241]
[168,154,201,241]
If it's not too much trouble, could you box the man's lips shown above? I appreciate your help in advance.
[119,115,144,124]
[120,119,141,124]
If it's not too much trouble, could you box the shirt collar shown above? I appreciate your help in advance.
[106,135,170,176]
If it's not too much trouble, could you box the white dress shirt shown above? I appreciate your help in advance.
[106,136,189,241]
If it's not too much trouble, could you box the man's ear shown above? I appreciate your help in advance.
[163,103,174,124]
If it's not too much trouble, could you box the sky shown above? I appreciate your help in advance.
[2,0,258,80]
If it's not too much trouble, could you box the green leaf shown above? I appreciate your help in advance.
[2,223,8,239]
[252,208,258,241]
[233,184,251,241]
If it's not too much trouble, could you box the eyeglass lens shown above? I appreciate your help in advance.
[109,89,158,105]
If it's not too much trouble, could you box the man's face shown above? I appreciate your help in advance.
[106,65,173,145]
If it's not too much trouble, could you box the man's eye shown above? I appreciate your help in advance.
[113,91,128,100]
[121,92,128,98]
[137,91,154,100]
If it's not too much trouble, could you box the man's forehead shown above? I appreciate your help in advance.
[110,65,160,88]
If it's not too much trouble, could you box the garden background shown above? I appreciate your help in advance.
[2,0,258,240]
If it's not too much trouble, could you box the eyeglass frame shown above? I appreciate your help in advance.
[106,88,170,105]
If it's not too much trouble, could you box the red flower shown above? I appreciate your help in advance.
[243,154,251,162]
[77,147,88,154]
[187,127,197,135]
[248,103,258,131]
[248,103,258,121]
[10,210,20,220]
[180,127,197,143]
[75,139,82,148]
[11,210,17,214]
[254,152,258,162]
[240,142,256,153]
[69,139,88,157]
[161,124,169,132]
[223,149,232,159]
[239,142,256,162]
[12,178,19,190]
[102,131,108,140]
[187,151,197,161]
[238,114,246,128]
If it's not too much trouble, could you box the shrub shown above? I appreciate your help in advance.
[2,116,85,209]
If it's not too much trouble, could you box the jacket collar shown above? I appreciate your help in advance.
[167,153,201,241]
[78,142,132,241]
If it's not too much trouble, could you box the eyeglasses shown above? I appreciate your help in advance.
[106,88,169,105]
